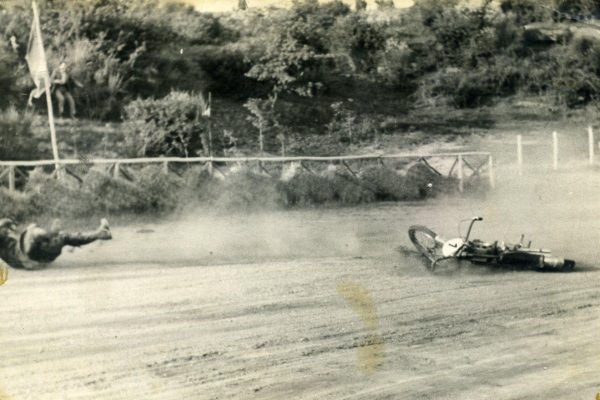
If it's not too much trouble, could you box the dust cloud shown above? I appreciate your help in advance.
[58,208,369,268]
[56,141,600,271]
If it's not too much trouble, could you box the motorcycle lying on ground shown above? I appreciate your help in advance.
[408,217,576,272]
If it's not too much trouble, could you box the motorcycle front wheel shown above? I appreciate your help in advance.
[408,225,444,265]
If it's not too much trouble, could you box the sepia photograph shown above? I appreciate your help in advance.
[1,0,599,398]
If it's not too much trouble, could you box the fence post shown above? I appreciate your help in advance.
[8,166,15,192]
[589,126,595,165]
[488,155,495,189]
[259,126,264,156]
[457,154,464,193]
[552,131,558,170]
[163,161,169,174]
[208,159,214,176]
[517,134,523,176]
[113,162,120,179]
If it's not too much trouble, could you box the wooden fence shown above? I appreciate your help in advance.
[0,151,494,193]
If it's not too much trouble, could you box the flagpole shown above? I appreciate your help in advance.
[32,1,60,175]
[208,92,212,158]
[207,92,213,175]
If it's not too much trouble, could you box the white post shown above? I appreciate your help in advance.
[588,126,595,165]
[8,166,15,192]
[259,125,264,156]
[207,92,213,158]
[457,154,464,193]
[552,131,558,170]
[32,1,61,176]
[488,155,495,189]
[517,134,523,176]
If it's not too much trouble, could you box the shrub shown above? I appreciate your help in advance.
[322,165,376,204]
[135,164,185,213]
[0,108,37,161]
[25,167,95,217]
[405,162,458,197]
[82,169,152,215]
[359,165,421,201]
[0,188,40,221]
[124,91,210,157]
[0,43,20,110]
[281,171,336,206]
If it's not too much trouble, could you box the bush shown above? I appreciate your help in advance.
[0,108,37,161]
[24,167,162,217]
[322,165,376,204]
[359,165,420,201]
[0,188,40,221]
[124,91,210,157]
[135,165,185,213]
[405,162,458,197]
[25,167,95,217]
[82,169,152,215]
[549,39,600,107]
[281,171,336,205]
[0,43,21,110]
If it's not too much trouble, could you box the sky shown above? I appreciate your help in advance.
[175,0,417,13]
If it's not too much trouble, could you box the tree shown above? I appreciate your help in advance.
[244,29,324,152]
[355,0,367,11]
[499,0,553,23]
[124,91,210,157]
[375,0,395,9]
[331,13,386,74]
[244,2,343,153]
[243,98,279,154]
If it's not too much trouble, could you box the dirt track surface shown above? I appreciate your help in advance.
[2,168,600,399]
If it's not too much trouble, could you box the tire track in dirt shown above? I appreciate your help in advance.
[1,253,600,399]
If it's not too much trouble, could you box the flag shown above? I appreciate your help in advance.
[202,92,212,117]
[25,8,49,99]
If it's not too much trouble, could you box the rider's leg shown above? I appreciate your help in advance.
[59,218,111,246]
[22,219,111,263]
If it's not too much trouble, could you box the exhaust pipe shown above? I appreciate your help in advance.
[543,256,576,270]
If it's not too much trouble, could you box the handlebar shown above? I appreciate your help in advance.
[465,216,483,241]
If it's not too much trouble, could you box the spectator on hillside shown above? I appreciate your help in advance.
[51,61,83,119]
[9,35,19,52]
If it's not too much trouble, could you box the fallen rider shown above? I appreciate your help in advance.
[0,218,112,270]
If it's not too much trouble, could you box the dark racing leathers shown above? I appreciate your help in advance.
[0,226,109,270]
[0,232,24,269]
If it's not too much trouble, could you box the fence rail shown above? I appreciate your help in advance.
[0,151,494,193]
[0,152,492,166]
